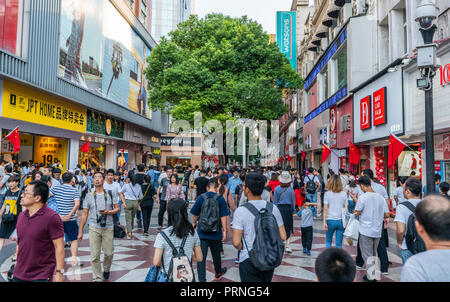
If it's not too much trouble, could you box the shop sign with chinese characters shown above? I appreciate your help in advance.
[1,80,86,133]
[33,136,68,171]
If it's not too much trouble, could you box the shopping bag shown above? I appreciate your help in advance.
[341,208,350,228]
[343,214,360,241]
[144,265,168,282]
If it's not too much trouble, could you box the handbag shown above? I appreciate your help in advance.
[144,265,168,282]
[343,214,360,242]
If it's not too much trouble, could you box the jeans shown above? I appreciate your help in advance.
[141,201,154,233]
[89,227,114,282]
[117,200,123,220]
[239,259,274,282]
[325,219,344,248]
[158,200,167,227]
[301,226,313,251]
[401,249,414,264]
[305,193,317,204]
[198,239,222,282]
[348,200,355,214]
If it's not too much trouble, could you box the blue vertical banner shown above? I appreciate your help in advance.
[276,11,297,71]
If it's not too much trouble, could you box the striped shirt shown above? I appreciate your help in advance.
[51,184,80,221]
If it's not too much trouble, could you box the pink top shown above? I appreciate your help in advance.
[165,184,185,202]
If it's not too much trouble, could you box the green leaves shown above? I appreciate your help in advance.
[145,13,304,124]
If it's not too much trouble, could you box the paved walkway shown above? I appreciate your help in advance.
[0,204,403,282]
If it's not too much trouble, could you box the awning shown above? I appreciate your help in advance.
[315,25,328,38]
[334,0,346,7]
[327,3,341,19]
[322,15,334,27]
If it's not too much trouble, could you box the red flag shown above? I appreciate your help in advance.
[4,127,20,153]
[321,144,331,164]
[279,156,284,163]
[81,141,89,153]
[349,142,361,165]
[287,155,292,162]
[388,133,407,169]
[203,156,208,161]
[301,151,306,160]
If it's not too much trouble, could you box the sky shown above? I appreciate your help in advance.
[194,0,294,34]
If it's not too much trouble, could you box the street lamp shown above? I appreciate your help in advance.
[415,0,439,194]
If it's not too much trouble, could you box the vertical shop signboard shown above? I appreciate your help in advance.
[329,106,337,148]
[360,96,371,130]
[33,136,68,171]
[373,87,386,126]
[276,11,297,71]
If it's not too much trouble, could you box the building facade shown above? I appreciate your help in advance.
[150,0,191,43]
[0,0,168,171]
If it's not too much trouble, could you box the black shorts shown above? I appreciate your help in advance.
[63,220,79,242]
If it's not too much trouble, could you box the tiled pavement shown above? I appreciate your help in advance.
[0,205,403,282]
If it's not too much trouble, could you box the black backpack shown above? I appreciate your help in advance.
[401,201,426,254]
[305,175,317,194]
[198,193,221,233]
[242,202,284,271]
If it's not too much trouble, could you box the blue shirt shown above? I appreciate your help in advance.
[297,206,316,227]
[227,177,242,199]
[51,184,80,221]
[190,192,229,240]
[147,169,155,185]
[273,186,296,213]
[47,195,59,214]
[423,184,440,196]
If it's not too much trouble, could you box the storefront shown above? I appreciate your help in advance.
[0,79,86,170]
[161,133,203,168]
[143,133,161,166]
[353,66,405,194]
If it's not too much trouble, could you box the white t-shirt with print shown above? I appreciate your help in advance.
[355,192,390,238]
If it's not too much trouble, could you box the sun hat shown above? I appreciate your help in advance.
[279,171,292,184]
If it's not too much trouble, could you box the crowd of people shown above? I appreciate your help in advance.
[0,159,449,282]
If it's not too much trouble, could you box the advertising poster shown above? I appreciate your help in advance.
[397,151,421,177]
[117,151,128,169]
[33,136,68,171]
[58,0,151,118]
[276,11,297,71]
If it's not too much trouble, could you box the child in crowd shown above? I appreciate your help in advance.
[294,199,317,256]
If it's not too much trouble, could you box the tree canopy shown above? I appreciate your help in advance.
[145,13,303,124]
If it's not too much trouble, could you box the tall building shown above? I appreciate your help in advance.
[125,0,152,33]
[151,0,191,42]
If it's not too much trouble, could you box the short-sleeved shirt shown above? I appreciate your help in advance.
[304,175,320,193]
[159,178,170,200]
[135,173,146,185]
[394,199,421,250]
[14,205,64,281]
[239,189,271,207]
[120,183,143,200]
[194,176,209,197]
[83,190,118,229]
[0,174,11,195]
[273,186,296,212]
[227,177,242,199]
[154,226,201,273]
[1,189,22,223]
[232,200,284,263]
[297,207,314,227]
[394,186,406,205]
[324,191,347,220]
[190,192,229,240]
[400,249,450,282]
[358,182,388,199]
[355,192,390,238]
[103,181,122,203]
[51,184,80,221]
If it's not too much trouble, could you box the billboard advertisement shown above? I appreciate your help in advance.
[276,11,297,71]
[58,0,152,118]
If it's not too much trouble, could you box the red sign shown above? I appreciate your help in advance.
[435,161,441,171]
[360,96,371,130]
[329,106,337,148]
[440,63,450,86]
[373,87,386,126]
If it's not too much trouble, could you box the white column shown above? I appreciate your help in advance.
[68,138,79,171]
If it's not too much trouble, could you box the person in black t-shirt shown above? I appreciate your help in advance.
[134,164,146,228]
[194,170,209,197]
[140,175,157,235]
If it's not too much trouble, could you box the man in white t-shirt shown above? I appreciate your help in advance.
[339,168,349,189]
[394,177,422,264]
[354,176,390,282]
[104,169,122,219]
[232,173,286,282]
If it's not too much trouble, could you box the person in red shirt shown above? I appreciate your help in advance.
[13,180,65,282]
[268,173,280,192]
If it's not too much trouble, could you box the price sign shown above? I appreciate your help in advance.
[33,136,68,170]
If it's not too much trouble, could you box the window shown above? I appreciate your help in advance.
[0,0,28,57]
[128,0,135,10]
[319,66,328,103]
[334,45,347,91]
[402,9,407,54]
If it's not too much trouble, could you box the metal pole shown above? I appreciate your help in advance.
[425,80,435,194]
[243,125,246,168]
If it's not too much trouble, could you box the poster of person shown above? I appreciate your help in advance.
[117,152,128,170]
[172,257,194,282]
[398,151,421,176]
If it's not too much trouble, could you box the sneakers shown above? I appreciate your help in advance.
[103,271,110,280]
[303,248,307,254]
[214,267,227,281]
[356,265,365,271]
[221,250,225,258]
[143,232,149,236]
[306,250,311,256]
[285,246,292,254]
[235,258,240,264]
[381,271,389,276]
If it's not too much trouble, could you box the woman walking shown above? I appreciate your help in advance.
[119,175,143,239]
[153,198,202,282]
[165,174,185,203]
[0,175,22,259]
[268,173,280,192]
[141,175,157,236]
[273,171,296,253]
[345,176,359,214]
[218,174,233,257]
[323,175,347,248]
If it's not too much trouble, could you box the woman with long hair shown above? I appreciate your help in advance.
[323,175,347,248]
[345,176,360,214]
[268,173,280,192]
[119,174,143,239]
[141,175,157,235]
[153,198,202,281]
[165,174,185,203]
[273,171,296,253]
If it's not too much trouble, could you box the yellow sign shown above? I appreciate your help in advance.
[33,136,68,171]
[2,81,86,133]
[106,119,112,135]
[153,148,161,155]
